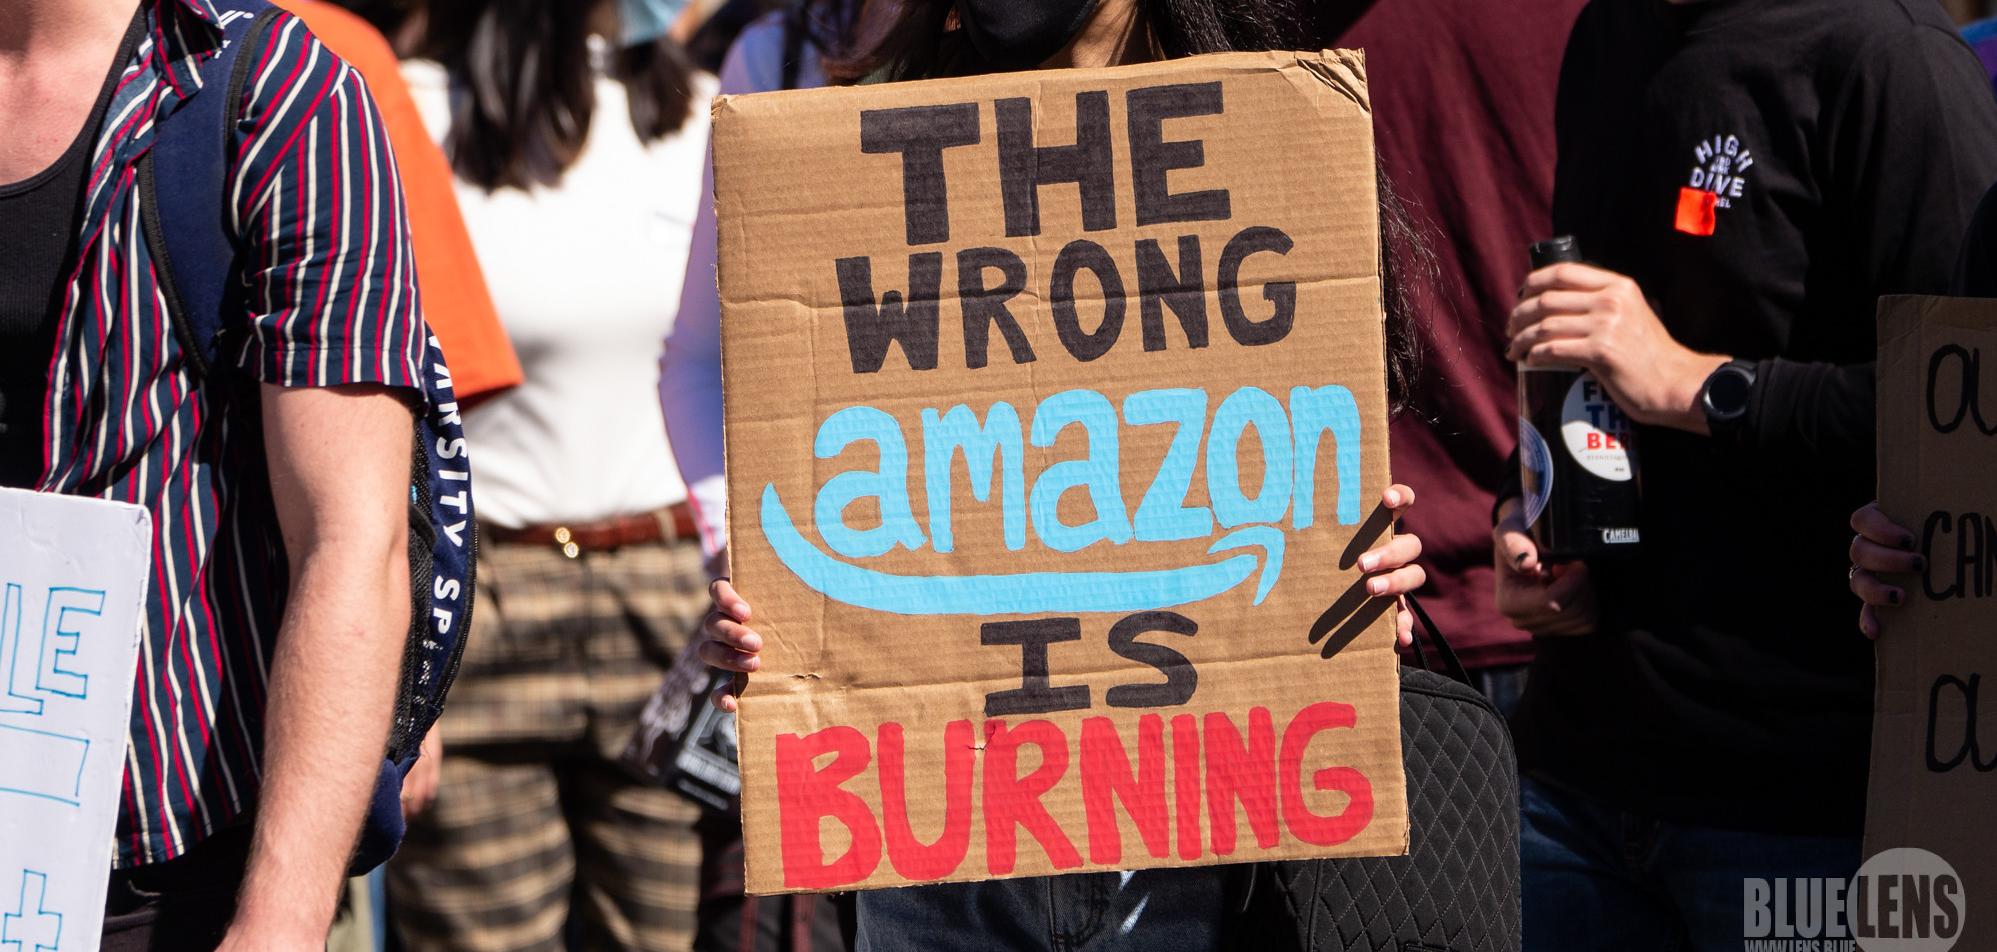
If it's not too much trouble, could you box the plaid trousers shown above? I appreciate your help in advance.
[388,535,708,951]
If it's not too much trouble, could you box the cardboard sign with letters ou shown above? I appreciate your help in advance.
[0,487,151,951]
[1866,296,1997,941]
[714,50,1407,895]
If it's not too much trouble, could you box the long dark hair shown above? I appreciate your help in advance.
[781,0,864,89]
[831,0,1429,412]
[420,0,699,192]
[833,0,1334,82]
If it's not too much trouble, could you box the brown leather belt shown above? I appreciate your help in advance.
[485,503,697,558]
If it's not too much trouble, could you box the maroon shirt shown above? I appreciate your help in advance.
[1321,0,1587,669]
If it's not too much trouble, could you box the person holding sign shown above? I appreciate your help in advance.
[0,0,463,948]
[692,0,1434,948]
[1848,185,1997,638]
[658,5,868,951]
[1846,200,1997,948]
[1494,1,1997,950]
[380,3,719,950]
[1849,501,1927,637]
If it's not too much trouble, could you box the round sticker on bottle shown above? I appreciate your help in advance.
[1560,374,1634,482]
[1518,419,1554,528]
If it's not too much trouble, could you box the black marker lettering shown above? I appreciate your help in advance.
[835,254,942,373]
[1135,235,1209,351]
[1105,611,1199,708]
[957,247,1037,369]
[996,92,1117,238]
[982,618,1090,717]
[1926,344,1996,435]
[1218,225,1295,346]
[860,103,982,246]
[1049,239,1127,362]
[1127,82,1230,226]
[1927,673,1997,772]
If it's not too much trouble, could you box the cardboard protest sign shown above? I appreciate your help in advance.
[1865,296,1997,943]
[0,487,151,951]
[714,50,1406,894]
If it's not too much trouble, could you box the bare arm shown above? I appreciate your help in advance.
[223,383,414,946]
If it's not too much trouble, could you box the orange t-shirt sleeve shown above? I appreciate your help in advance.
[275,0,523,402]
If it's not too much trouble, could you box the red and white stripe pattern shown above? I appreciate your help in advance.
[38,0,429,866]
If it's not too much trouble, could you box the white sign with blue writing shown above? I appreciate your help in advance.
[0,487,151,952]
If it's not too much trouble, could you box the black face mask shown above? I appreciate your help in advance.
[955,0,1106,69]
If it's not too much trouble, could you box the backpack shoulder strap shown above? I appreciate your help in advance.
[137,0,283,376]
[1403,593,1473,687]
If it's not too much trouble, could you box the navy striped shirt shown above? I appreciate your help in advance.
[35,0,431,865]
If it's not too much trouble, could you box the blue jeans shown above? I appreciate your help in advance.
[855,869,1232,952]
[1520,778,1861,952]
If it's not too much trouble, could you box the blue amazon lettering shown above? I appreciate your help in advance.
[760,384,1361,615]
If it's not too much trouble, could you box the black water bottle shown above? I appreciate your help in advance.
[1516,236,1642,561]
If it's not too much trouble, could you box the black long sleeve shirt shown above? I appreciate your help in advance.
[1512,0,1997,833]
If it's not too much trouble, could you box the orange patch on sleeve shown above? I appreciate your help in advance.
[1675,187,1718,236]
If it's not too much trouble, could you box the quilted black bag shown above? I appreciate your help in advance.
[1238,598,1522,952]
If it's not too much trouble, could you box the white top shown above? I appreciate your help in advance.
[661,11,826,555]
[406,55,717,529]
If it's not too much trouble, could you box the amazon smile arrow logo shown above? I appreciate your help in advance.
[750,385,1362,616]
[759,484,1287,616]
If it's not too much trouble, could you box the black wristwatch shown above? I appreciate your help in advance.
[1699,358,1758,439]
